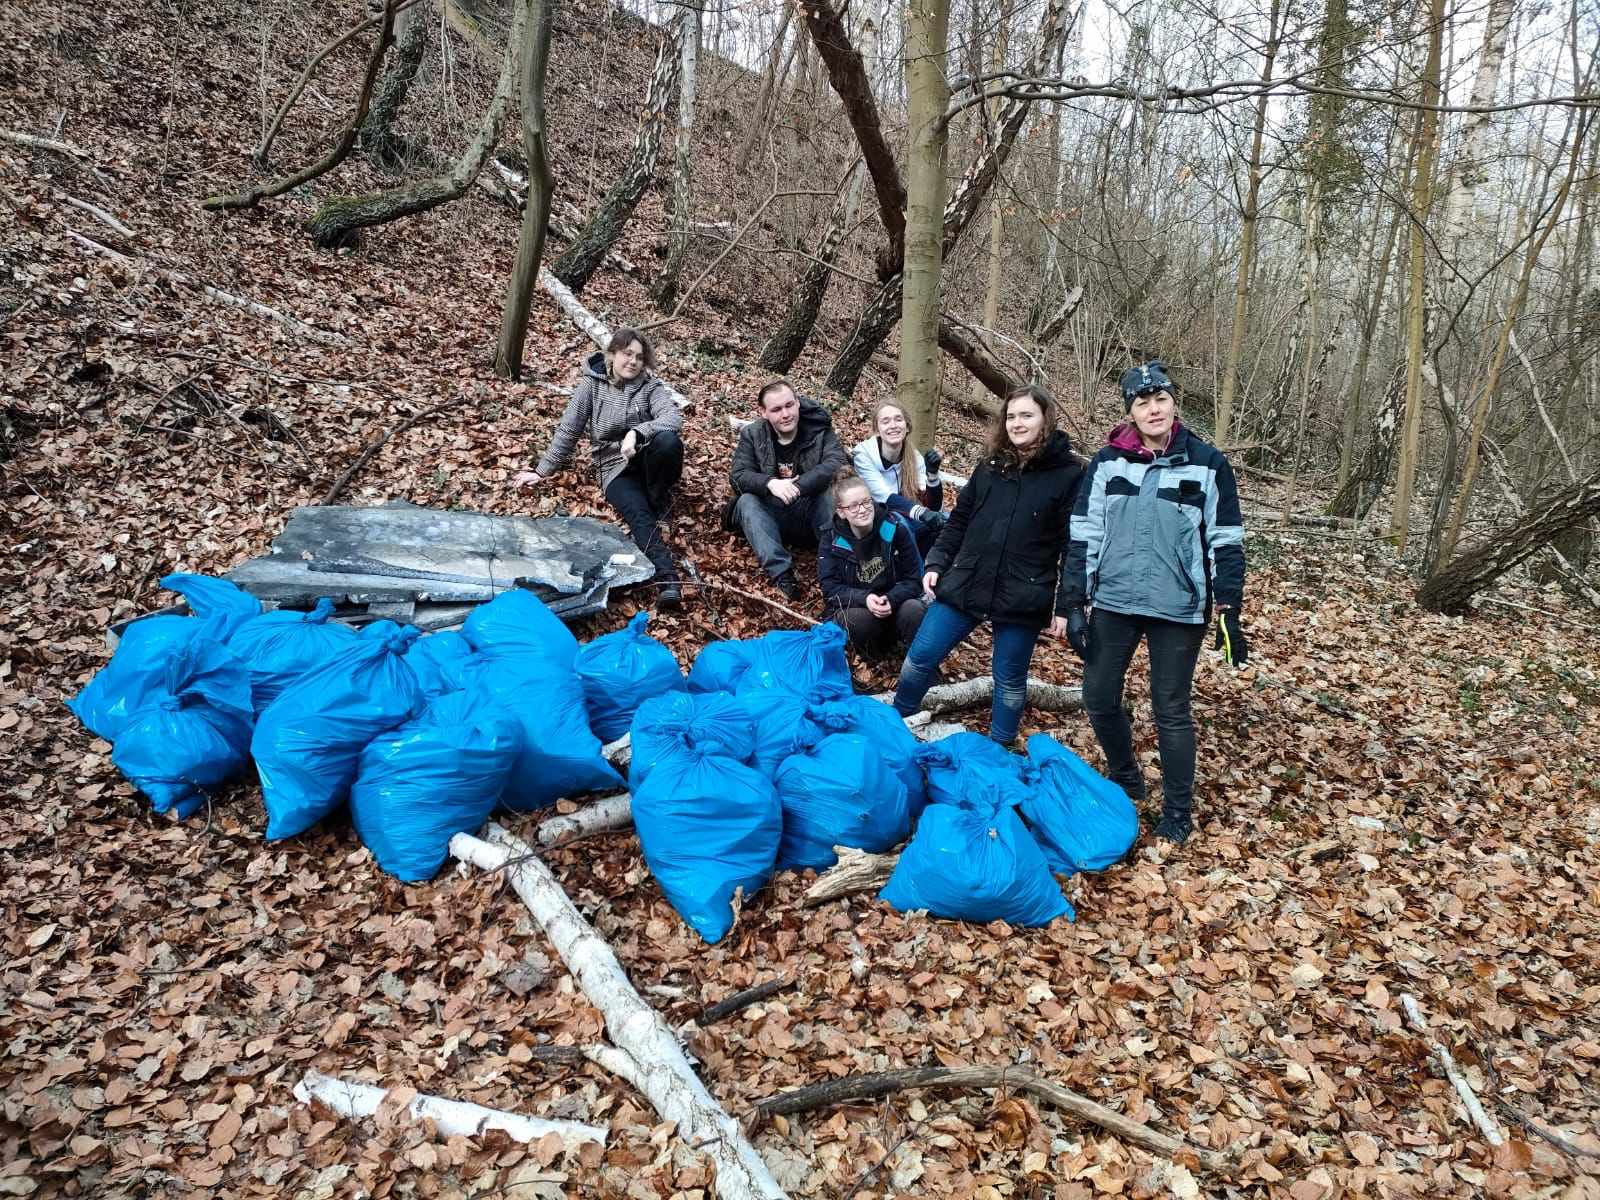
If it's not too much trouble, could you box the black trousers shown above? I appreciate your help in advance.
[1080,608,1205,816]
[603,431,682,584]
[831,597,927,656]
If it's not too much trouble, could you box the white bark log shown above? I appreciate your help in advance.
[60,194,134,238]
[2,129,89,158]
[67,231,348,346]
[877,676,1083,716]
[539,792,633,845]
[802,845,900,906]
[1399,993,1505,1146]
[451,826,787,1200]
[294,1069,608,1149]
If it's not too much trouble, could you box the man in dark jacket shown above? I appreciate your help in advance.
[727,380,848,599]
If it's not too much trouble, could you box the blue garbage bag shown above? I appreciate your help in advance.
[629,690,755,790]
[228,597,358,713]
[880,783,1073,925]
[1021,734,1139,873]
[350,690,523,882]
[462,588,577,668]
[774,733,911,871]
[806,696,926,815]
[111,636,255,817]
[687,639,756,694]
[252,621,426,840]
[68,615,205,743]
[736,623,852,697]
[742,690,826,778]
[632,744,781,943]
[408,630,476,698]
[576,612,686,741]
[161,572,262,641]
[915,733,1034,811]
[463,657,621,810]
[66,574,263,742]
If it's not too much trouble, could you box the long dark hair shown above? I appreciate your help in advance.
[985,384,1060,468]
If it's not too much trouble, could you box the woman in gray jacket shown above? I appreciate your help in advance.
[524,328,685,607]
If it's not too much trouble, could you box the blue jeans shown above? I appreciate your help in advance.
[733,491,832,580]
[892,601,1043,745]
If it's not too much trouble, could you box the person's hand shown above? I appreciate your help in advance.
[924,447,943,476]
[922,570,940,598]
[1065,607,1091,659]
[1214,607,1248,667]
[515,470,543,489]
[767,478,801,505]
[620,430,638,460]
[866,593,892,618]
[918,509,949,531]
[1049,615,1068,641]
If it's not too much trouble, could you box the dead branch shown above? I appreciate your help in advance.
[2,129,89,158]
[67,230,349,346]
[684,577,818,627]
[801,846,899,906]
[208,0,397,210]
[60,193,134,238]
[877,675,1084,716]
[697,975,796,1026]
[538,792,633,846]
[755,1065,1232,1174]
[253,0,422,167]
[320,394,468,504]
[1399,993,1505,1146]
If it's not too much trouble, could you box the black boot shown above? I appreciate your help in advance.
[1154,808,1193,847]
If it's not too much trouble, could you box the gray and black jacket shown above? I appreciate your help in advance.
[535,351,683,490]
[1062,421,1244,624]
[722,397,847,527]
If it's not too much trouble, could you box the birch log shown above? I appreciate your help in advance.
[879,676,1083,716]
[294,1070,607,1149]
[450,826,788,1200]
[1399,993,1505,1146]
[539,792,633,845]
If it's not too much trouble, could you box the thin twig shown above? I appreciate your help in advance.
[697,975,796,1026]
[320,394,469,505]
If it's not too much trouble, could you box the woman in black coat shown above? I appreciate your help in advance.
[892,385,1083,745]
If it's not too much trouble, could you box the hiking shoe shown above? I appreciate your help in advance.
[657,583,683,610]
[1154,810,1193,847]
[774,571,800,601]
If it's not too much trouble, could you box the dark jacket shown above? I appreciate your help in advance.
[725,398,848,522]
[1062,421,1244,624]
[925,430,1083,623]
[817,503,924,614]
[536,351,682,490]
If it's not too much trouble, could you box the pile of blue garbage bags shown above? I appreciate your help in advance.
[70,575,1140,942]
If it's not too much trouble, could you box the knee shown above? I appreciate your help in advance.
[650,429,683,455]
[732,492,763,524]
[1151,691,1194,726]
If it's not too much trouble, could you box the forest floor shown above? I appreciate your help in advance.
[5,0,1600,1197]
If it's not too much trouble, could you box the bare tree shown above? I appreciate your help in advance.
[652,0,702,310]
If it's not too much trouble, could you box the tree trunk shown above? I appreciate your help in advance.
[549,27,681,293]
[360,0,430,173]
[1214,0,1281,447]
[938,316,1014,404]
[1439,0,1516,246]
[204,0,397,212]
[758,158,866,373]
[1436,110,1588,563]
[801,0,908,276]
[652,0,701,310]
[897,0,951,440]
[303,0,526,248]
[494,0,557,379]
[972,1,1009,410]
[1328,361,1404,519]
[1417,463,1600,614]
[1389,0,1445,554]
[733,3,793,173]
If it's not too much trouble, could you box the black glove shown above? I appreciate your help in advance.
[924,448,943,475]
[1065,607,1090,659]
[1214,608,1248,667]
[917,508,948,530]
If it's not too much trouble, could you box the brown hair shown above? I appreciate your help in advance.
[832,470,873,516]
[757,379,795,409]
[985,384,1060,468]
[606,327,656,372]
[872,400,923,505]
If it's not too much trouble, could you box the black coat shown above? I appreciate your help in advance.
[925,430,1083,624]
[727,398,847,501]
[817,503,924,614]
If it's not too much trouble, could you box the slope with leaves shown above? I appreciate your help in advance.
[4,0,1600,1198]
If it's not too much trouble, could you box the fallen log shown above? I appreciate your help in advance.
[1399,993,1505,1146]
[451,826,787,1200]
[294,1069,607,1149]
[754,1065,1232,1174]
[2,129,89,158]
[539,792,632,846]
[67,231,348,346]
[882,676,1083,716]
[697,975,796,1026]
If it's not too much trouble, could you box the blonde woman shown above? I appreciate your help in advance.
[850,400,946,553]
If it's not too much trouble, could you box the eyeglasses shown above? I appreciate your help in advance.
[838,499,874,514]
